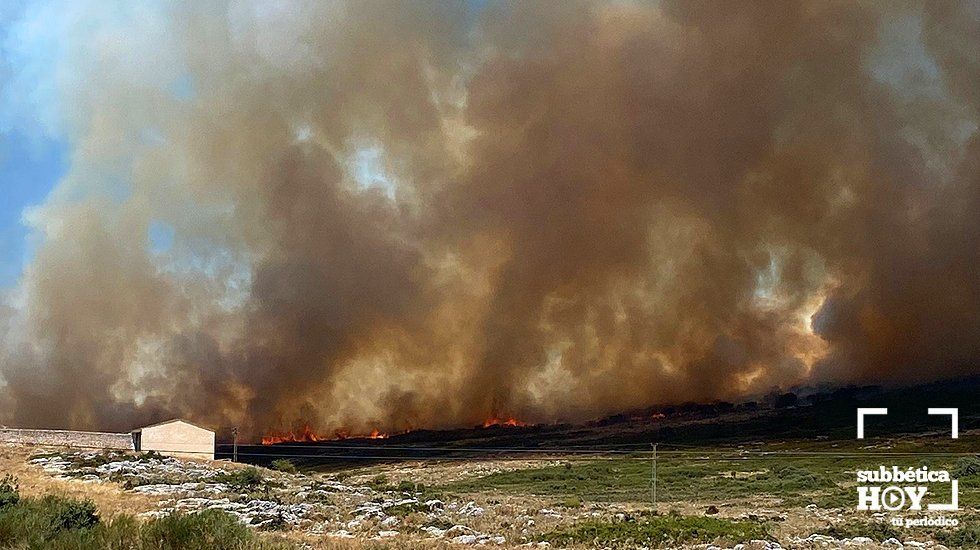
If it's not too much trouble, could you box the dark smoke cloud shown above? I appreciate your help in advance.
[1,1,977,437]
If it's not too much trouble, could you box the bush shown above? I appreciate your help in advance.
[539,514,770,547]
[954,456,980,478]
[937,524,980,547]
[818,519,902,542]
[259,512,289,532]
[0,495,98,546]
[141,509,256,549]
[368,475,389,489]
[0,492,293,549]
[214,466,265,489]
[767,464,824,490]
[136,450,164,462]
[269,459,297,474]
[46,496,100,531]
[396,480,418,492]
[118,474,186,489]
[0,476,18,510]
[72,453,115,469]
[46,515,142,550]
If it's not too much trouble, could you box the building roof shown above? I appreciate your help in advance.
[131,418,212,433]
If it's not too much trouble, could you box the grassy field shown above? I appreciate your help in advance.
[538,513,772,547]
[444,436,979,504]
[439,435,980,545]
[4,437,980,548]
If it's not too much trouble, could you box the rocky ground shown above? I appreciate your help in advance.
[22,448,548,547]
[1,445,969,549]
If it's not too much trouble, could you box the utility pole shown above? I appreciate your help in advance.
[232,427,239,463]
[651,443,658,510]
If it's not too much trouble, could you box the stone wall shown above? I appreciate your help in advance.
[0,428,133,450]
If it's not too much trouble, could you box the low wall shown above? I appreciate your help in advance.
[0,428,133,451]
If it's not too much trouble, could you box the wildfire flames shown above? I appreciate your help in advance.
[332,428,389,440]
[261,426,388,445]
[261,419,526,444]
[481,416,528,428]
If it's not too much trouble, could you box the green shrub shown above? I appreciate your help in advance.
[73,453,115,469]
[46,497,100,531]
[137,450,164,462]
[954,456,980,478]
[0,492,294,549]
[45,515,141,550]
[0,495,98,546]
[141,509,255,549]
[0,476,18,510]
[214,466,265,489]
[764,464,824,490]
[937,524,980,547]
[269,459,297,474]
[259,513,289,532]
[396,480,418,492]
[539,514,770,547]
[818,519,902,542]
[368,475,389,489]
[117,474,186,489]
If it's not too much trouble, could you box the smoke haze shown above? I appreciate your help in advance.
[1,1,977,438]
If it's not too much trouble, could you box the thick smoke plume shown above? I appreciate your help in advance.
[1,1,977,438]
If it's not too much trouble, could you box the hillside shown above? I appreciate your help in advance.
[3,429,977,548]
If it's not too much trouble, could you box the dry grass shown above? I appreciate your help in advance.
[0,445,499,549]
[7,441,958,549]
[340,458,567,486]
[281,532,459,549]
[0,444,165,518]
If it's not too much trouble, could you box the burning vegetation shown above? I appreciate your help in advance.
[261,427,389,445]
[262,417,531,445]
[481,417,528,429]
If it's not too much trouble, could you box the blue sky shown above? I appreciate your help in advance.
[0,133,65,286]
[0,0,67,287]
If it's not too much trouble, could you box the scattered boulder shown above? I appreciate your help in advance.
[459,501,485,516]
[380,516,399,528]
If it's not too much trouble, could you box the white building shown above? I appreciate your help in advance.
[131,419,215,460]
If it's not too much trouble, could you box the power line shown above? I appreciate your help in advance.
[232,444,976,458]
[11,441,977,461]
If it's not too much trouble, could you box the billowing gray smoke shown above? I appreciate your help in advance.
[1,1,977,438]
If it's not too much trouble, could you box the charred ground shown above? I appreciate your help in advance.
[222,377,980,469]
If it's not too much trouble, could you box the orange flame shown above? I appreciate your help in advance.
[260,425,323,445]
[481,416,527,428]
[331,428,389,440]
[261,426,389,445]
